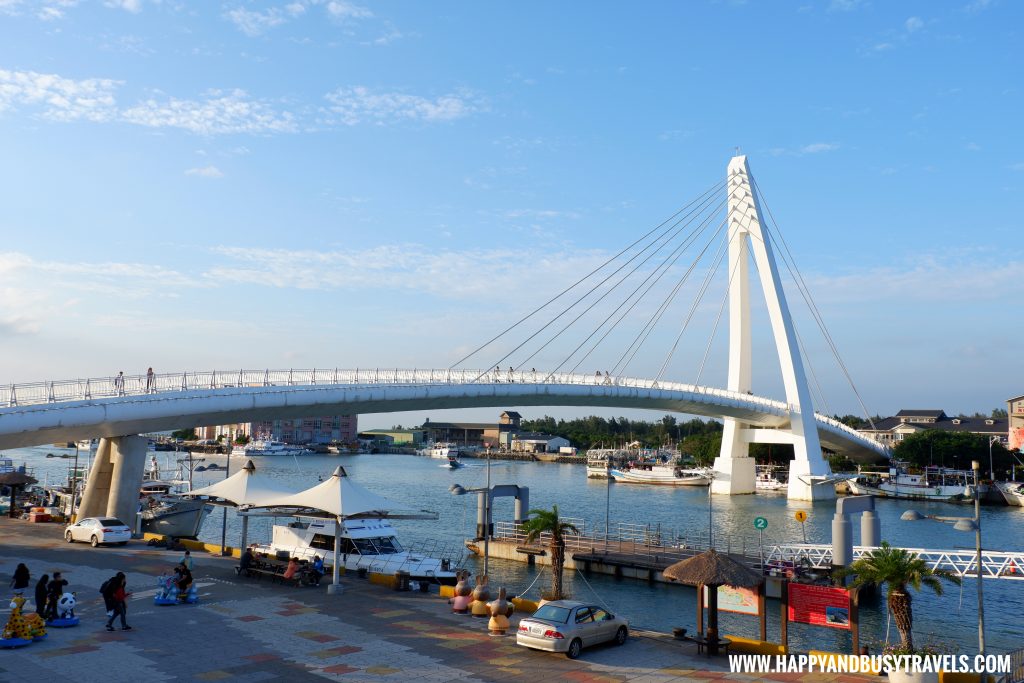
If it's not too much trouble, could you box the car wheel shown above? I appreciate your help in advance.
[91,535,99,548]
[65,531,74,543]
[615,626,628,645]
[565,638,583,660]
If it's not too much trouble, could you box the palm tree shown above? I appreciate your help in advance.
[521,505,578,600]
[836,542,961,652]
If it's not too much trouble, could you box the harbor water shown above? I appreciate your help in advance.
[11,446,1024,654]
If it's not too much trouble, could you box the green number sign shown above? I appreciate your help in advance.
[753,516,768,530]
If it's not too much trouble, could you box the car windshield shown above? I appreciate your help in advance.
[531,605,571,623]
[98,518,125,526]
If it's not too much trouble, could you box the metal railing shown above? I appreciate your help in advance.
[0,367,887,454]
[764,543,1024,581]
[1002,647,1024,683]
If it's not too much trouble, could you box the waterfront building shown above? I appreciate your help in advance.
[1009,394,1024,450]
[419,410,525,448]
[357,429,425,445]
[248,415,358,445]
[857,409,1006,447]
[505,432,571,453]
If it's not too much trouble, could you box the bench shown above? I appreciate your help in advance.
[686,635,731,656]
[238,565,302,586]
[724,635,787,656]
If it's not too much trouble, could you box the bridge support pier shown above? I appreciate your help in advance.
[77,435,147,532]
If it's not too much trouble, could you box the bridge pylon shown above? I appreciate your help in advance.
[711,156,835,502]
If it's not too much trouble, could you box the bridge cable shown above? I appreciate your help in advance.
[750,177,877,429]
[448,177,728,371]
[479,184,728,379]
[693,231,745,386]
[613,215,729,377]
[655,222,731,382]
[526,194,730,377]
[565,202,728,375]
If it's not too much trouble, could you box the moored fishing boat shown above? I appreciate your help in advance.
[585,449,629,478]
[846,461,978,503]
[609,463,710,486]
[755,464,788,492]
[241,440,310,457]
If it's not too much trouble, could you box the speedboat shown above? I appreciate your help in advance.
[610,463,710,486]
[846,461,978,503]
[257,517,460,585]
[998,482,1024,507]
[446,455,465,470]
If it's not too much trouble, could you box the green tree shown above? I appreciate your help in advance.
[171,428,196,440]
[894,431,1012,476]
[991,408,1008,419]
[521,504,578,600]
[836,542,960,652]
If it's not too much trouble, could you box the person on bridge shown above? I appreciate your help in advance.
[145,367,155,393]
[114,371,125,395]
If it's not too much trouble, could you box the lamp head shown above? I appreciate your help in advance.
[449,484,466,496]
[901,510,926,521]
[971,460,980,471]
[953,519,979,532]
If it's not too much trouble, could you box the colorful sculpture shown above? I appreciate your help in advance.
[470,574,491,617]
[1,594,33,648]
[47,592,79,627]
[450,570,474,614]
[487,587,511,636]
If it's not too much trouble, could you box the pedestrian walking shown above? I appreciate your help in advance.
[10,562,30,590]
[114,371,125,396]
[179,549,193,571]
[34,574,48,616]
[103,573,131,631]
[145,367,155,393]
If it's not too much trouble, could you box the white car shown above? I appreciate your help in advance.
[516,600,629,659]
[65,517,131,547]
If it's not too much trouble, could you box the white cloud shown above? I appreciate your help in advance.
[828,0,863,11]
[105,0,141,12]
[905,16,924,32]
[185,165,224,178]
[223,7,286,37]
[0,68,120,122]
[800,142,840,154]
[121,89,297,135]
[325,0,371,20]
[323,86,483,125]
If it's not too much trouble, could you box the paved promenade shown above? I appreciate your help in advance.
[0,518,870,682]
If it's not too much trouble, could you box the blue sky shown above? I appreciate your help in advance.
[0,0,1020,429]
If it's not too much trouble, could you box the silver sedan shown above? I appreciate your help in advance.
[516,600,629,659]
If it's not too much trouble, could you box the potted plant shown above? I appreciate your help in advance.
[837,543,960,683]
[520,504,578,601]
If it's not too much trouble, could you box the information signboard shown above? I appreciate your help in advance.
[787,583,851,630]
[704,585,760,616]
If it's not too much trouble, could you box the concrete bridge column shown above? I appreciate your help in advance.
[711,421,755,495]
[106,436,148,532]
[77,439,113,520]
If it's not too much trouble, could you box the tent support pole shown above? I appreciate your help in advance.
[328,514,344,594]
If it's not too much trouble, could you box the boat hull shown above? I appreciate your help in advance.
[609,468,710,486]
[141,500,212,539]
[846,480,968,503]
[998,483,1024,507]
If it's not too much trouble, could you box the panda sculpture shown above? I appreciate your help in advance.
[48,592,79,627]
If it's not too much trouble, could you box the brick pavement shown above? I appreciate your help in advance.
[0,518,873,682]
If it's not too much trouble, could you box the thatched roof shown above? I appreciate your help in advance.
[662,549,763,588]
[0,472,38,487]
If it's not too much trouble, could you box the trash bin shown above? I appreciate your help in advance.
[394,570,411,591]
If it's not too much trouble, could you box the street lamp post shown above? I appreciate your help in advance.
[220,428,233,556]
[900,460,985,656]
[449,450,492,578]
[988,436,999,482]
[605,461,612,546]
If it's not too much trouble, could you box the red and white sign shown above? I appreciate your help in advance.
[788,583,851,630]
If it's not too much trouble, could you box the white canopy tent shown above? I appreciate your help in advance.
[185,459,296,550]
[252,465,437,593]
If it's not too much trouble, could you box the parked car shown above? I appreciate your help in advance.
[65,517,131,547]
[516,600,629,659]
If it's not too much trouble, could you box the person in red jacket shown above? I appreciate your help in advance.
[104,573,131,631]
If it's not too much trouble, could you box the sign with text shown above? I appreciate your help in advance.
[753,516,768,530]
[703,585,760,616]
[788,583,851,630]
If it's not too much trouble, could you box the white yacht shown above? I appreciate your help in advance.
[610,463,711,486]
[242,440,310,457]
[257,517,460,585]
[137,456,212,538]
[428,443,462,459]
[998,482,1024,507]
[585,449,629,478]
[846,461,978,503]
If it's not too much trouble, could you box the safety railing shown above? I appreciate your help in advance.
[764,543,1024,581]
